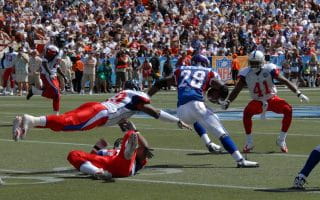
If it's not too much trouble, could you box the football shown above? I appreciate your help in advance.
[207,88,221,104]
[207,85,229,104]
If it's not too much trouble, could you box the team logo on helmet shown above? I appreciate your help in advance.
[249,50,264,73]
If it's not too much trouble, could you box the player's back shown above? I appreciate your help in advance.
[102,90,150,125]
[174,65,214,106]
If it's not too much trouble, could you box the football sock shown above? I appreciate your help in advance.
[220,134,238,155]
[25,115,46,127]
[246,134,253,145]
[279,131,287,142]
[299,148,320,177]
[194,122,206,137]
[201,134,211,145]
[79,161,101,175]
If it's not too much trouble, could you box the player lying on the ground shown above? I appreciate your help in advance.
[293,144,320,189]
[148,54,259,168]
[12,80,192,141]
[68,130,153,180]
[220,50,309,153]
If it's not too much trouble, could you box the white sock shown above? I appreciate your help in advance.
[279,131,287,141]
[232,151,243,161]
[201,134,211,145]
[79,161,101,175]
[26,115,46,127]
[246,134,253,145]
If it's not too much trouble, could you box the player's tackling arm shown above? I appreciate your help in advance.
[148,76,175,97]
[139,104,192,130]
[227,77,246,103]
[220,77,246,110]
[275,74,309,102]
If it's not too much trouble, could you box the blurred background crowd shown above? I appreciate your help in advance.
[0,0,320,96]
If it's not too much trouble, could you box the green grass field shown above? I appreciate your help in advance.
[0,88,320,200]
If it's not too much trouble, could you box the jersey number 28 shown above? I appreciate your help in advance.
[178,70,206,89]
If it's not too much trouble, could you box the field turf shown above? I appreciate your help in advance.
[0,88,319,200]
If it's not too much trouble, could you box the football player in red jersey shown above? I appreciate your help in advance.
[67,130,153,180]
[26,45,67,115]
[221,50,310,153]
[12,80,192,141]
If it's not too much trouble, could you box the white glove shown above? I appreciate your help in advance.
[297,92,310,103]
[219,99,230,110]
[49,74,55,79]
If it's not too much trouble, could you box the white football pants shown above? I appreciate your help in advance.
[177,101,227,138]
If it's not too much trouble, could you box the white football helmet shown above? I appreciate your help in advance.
[248,50,264,73]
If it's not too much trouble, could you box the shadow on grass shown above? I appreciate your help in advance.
[147,164,235,169]
[255,187,320,193]
[3,169,77,176]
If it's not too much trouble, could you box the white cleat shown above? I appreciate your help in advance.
[276,138,288,153]
[124,133,138,160]
[12,116,23,141]
[243,143,255,153]
[206,142,223,154]
[237,159,259,168]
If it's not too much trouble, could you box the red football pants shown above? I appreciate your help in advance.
[243,96,292,134]
[40,74,61,112]
[45,102,108,131]
[67,130,137,177]
[2,67,14,88]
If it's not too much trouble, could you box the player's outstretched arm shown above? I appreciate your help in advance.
[220,77,245,110]
[148,76,175,97]
[276,74,309,103]
[140,104,192,130]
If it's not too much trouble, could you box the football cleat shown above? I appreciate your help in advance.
[12,116,23,141]
[124,133,138,160]
[26,88,33,100]
[93,170,113,181]
[276,138,288,153]
[206,142,223,154]
[237,159,259,168]
[243,143,255,153]
[293,174,307,189]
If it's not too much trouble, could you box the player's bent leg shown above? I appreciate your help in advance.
[268,97,292,153]
[243,101,263,153]
[124,132,138,160]
[193,122,222,153]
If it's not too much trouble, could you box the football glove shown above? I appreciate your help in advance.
[144,148,154,159]
[297,92,310,103]
[177,120,192,130]
[220,99,230,110]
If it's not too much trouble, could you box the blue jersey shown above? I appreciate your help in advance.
[174,66,218,107]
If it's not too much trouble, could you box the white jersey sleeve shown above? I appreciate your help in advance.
[101,90,151,126]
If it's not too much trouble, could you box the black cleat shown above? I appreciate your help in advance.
[26,88,33,100]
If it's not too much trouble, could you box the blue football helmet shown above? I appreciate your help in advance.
[124,80,140,91]
[191,54,210,67]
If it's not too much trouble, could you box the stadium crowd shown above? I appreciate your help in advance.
[0,0,320,95]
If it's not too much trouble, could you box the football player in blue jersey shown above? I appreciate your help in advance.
[148,54,259,168]
[293,145,320,189]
